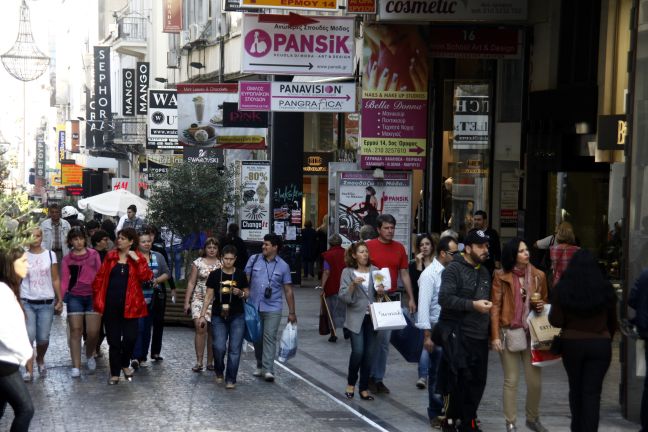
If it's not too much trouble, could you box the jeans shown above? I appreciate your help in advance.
[561,338,612,432]
[104,312,138,377]
[427,346,444,419]
[133,302,154,361]
[642,341,648,432]
[150,288,166,356]
[370,329,391,381]
[0,369,34,432]
[66,294,96,314]
[348,314,377,391]
[166,246,184,281]
[21,300,55,344]
[212,313,246,384]
[253,310,282,374]
[419,347,430,379]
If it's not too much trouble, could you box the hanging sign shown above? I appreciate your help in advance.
[163,0,183,33]
[241,15,354,76]
[136,62,150,115]
[122,69,135,116]
[239,81,355,112]
[147,89,180,150]
[239,160,271,242]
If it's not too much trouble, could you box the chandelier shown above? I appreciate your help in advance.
[1,0,50,82]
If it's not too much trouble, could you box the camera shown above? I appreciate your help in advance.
[264,286,272,299]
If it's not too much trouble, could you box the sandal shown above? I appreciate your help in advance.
[359,391,374,401]
[344,385,354,399]
[206,365,215,371]
[108,376,120,385]
[192,364,203,372]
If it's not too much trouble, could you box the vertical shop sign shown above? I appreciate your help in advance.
[335,170,411,251]
[122,69,135,116]
[147,89,180,150]
[85,93,103,149]
[360,24,428,170]
[35,138,46,179]
[163,0,183,33]
[94,46,111,130]
[68,119,80,153]
[57,126,66,163]
[239,161,271,242]
[452,83,490,149]
[136,62,150,115]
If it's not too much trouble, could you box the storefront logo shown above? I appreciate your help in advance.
[244,30,272,57]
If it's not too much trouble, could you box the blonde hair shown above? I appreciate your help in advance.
[555,222,576,245]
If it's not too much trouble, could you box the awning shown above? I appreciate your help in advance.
[70,153,119,170]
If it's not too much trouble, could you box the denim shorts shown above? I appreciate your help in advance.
[66,294,96,315]
[21,300,55,344]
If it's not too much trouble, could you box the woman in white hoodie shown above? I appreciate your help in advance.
[0,247,35,431]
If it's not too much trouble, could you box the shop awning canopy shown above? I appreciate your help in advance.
[77,189,148,217]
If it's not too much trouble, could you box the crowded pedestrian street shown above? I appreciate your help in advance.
[1,279,637,432]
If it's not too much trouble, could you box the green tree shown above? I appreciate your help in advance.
[0,148,37,250]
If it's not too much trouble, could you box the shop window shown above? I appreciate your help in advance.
[303,112,336,151]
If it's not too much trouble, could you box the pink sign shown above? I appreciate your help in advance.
[239,82,271,111]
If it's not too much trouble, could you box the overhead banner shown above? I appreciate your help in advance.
[239,81,356,112]
[335,170,411,252]
[378,0,527,21]
[239,160,271,242]
[147,89,180,150]
[122,68,135,116]
[452,83,490,150]
[241,15,355,76]
[145,154,183,182]
[177,83,267,149]
[35,138,46,179]
[183,147,225,166]
[136,62,150,115]
[360,24,428,170]
[163,0,183,33]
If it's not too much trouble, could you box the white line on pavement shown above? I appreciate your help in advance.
[274,361,390,432]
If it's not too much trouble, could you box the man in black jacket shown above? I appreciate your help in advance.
[437,229,492,432]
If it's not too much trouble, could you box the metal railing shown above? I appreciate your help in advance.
[117,16,147,42]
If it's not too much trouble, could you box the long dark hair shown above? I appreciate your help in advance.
[553,249,615,314]
[501,237,526,272]
[0,247,25,299]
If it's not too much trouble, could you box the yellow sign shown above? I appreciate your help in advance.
[240,0,337,10]
[61,164,83,185]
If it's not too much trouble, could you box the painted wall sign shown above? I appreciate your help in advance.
[378,0,527,22]
[147,89,180,150]
[239,160,271,242]
[222,102,268,127]
[429,27,520,59]
[239,0,337,11]
[163,0,183,33]
[122,68,135,116]
[136,62,150,115]
[241,15,354,76]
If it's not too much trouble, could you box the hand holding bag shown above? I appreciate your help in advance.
[278,322,298,362]
[370,300,407,331]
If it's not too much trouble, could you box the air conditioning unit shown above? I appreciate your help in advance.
[189,23,205,42]
[180,30,191,48]
[167,51,179,69]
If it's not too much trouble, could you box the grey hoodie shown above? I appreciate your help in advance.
[438,253,491,340]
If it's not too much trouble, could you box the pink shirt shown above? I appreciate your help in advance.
[61,248,102,297]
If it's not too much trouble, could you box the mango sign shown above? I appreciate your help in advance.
[241,15,354,76]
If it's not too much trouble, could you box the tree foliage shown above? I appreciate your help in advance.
[0,148,37,251]
[147,162,239,241]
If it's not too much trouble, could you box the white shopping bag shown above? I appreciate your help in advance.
[277,323,297,362]
[371,268,391,291]
[370,301,407,331]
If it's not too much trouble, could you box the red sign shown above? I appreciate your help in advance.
[163,0,182,33]
[347,0,376,13]
[429,28,520,59]
[66,186,83,196]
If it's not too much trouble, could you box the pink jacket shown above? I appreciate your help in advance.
[61,248,102,297]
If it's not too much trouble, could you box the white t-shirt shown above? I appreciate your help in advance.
[20,249,57,300]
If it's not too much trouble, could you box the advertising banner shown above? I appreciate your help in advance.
[183,147,225,166]
[136,62,150,115]
[378,0,527,22]
[222,102,268,127]
[163,0,183,33]
[239,161,271,242]
[336,170,411,251]
[61,163,83,185]
[360,24,428,170]
[145,154,183,182]
[57,125,66,163]
[239,0,337,11]
[177,83,267,149]
[122,69,135,116]
[452,83,490,150]
[147,89,180,150]
[241,15,354,76]
[35,139,46,179]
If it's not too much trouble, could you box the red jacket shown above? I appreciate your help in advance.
[92,250,153,319]
[321,245,346,297]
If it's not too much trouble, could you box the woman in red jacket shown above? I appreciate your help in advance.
[92,228,153,385]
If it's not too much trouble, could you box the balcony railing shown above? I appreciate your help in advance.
[117,16,147,42]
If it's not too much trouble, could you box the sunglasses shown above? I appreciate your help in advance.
[446,250,459,256]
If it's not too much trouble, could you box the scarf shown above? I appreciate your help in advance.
[510,265,531,329]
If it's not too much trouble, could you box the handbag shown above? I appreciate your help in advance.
[503,327,528,352]
[390,311,423,362]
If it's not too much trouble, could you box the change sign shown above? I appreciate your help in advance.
[241,15,354,76]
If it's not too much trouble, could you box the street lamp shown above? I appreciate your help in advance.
[190,62,204,69]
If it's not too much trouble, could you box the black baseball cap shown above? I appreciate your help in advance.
[464,229,490,245]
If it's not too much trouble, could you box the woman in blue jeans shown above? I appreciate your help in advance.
[339,241,382,401]
[199,245,249,389]
[0,247,35,431]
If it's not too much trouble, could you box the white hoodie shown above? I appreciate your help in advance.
[0,282,33,366]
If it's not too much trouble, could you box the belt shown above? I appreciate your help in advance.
[22,298,54,305]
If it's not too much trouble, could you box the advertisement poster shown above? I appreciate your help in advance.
[360,24,428,170]
[336,171,411,251]
[239,161,271,242]
[452,83,490,150]
[61,163,83,185]
[147,89,180,150]
[241,15,354,76]
[177,83,267,149]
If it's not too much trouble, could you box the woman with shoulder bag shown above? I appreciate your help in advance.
[491,238,549,432]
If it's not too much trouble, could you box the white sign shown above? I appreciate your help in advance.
[378,0,527,21]
[241,15,355,76]
[239,161,271,242]
[270,82,355,112]
[147,89,180,150]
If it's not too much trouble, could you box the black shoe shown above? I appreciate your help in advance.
[368,378,378,393]
[130,359,139,369]
[328,335,338,343]
[151,354,164,361]
[375,381,390,394]
[343,328,351,340]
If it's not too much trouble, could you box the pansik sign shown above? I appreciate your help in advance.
[147,89,180,150]
[122,69,135,116]
[241,15,354,76]
[239,160,271,242]
[136,62,150,115]
[378,0,527,21]
[452,83,490,150]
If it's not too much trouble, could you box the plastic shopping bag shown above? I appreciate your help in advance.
[243,301,262,343]
[530,348,561,367]
[277,322,298,362]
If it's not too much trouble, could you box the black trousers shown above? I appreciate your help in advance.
[104,311,138,377]
[150,289,166,356]
[642,341,648,432]
[0,369,34,432]
[443,336,489,429]
[561,338,612,432]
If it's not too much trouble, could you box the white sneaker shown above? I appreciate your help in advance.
[22,371,32,382]
[138,360,149,368]
[253,368,263,377]
[71,367,81,378]
[86,357,96,371]
[264,372,275,382]
[416,377,427,389]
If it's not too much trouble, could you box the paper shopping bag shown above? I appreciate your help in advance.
[370,301,407,331]
[527,304,561,350]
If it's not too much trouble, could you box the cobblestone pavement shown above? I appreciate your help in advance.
[1,280,641,431]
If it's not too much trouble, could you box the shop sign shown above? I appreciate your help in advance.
[239,0,337,11]
[239,161,271,242]
[241,15,355,76]
[347,0,376,14]
[65,186,83,196]
[378,0,527,22]
[122,69,135,116]
[429,27,520,59]
[452,83,490,150]
[136,62,150,115]
[360,24,428,170]
[335,170,411,252]
[163,0,182,33]
[303,151,332,175]
[111,178,130,190]
[222,102,268,127]
[271,82,355,112]
[239,82,272,111]
[177,83,267,149]
[93,46,111,140]
[147,89,180,150]
[183,147,225,166]
[61,163,83,185]
[500,171,519,228]
[145,154,183,182]
[597,115,627,150]
[35,139,46,179]
[57,126,66,163]
[68,120,80,153]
